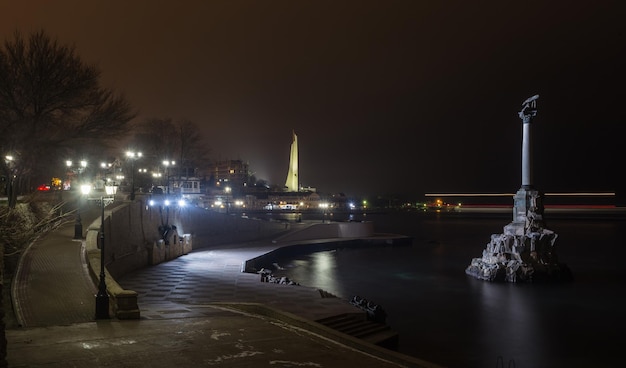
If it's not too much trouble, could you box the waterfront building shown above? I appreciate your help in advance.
[169,176,202,196]
[209,159,250,191]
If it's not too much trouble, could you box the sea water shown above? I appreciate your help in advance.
[263,210,626,368]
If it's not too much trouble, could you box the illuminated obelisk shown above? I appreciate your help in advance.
[284,130,299,192]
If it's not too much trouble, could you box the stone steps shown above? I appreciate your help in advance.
[316,313,399,350]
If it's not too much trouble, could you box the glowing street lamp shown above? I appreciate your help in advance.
[99,162,113,189]
[96,184,118,319]
[74,183,91,239]
[126,151,142,200]
[66,160,87,188]
[162,160,175,194]
[67,159,89,239]
[4,155,16,207]
[319,202,330,223]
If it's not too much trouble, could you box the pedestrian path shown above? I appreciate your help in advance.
[7,203,441,368]
[12,209,100,327]
[7,305,423,368]
[118,242,364,322]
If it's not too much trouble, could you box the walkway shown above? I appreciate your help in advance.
[6,202,441,368]
[11,208,100,326]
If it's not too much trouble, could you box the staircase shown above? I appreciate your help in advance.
[315,313,399,350]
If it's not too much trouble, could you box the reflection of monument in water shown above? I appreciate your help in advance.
[466,95,572,282]
[284,130,299,192]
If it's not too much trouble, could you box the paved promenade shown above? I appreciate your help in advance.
[6,206,441,367]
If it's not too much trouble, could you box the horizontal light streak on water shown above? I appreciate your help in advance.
[425,192,615,197]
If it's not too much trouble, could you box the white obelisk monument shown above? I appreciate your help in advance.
[285,130,299,192]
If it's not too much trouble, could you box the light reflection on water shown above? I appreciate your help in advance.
[266,211,625,368]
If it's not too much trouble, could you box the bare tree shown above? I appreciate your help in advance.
[133,118,178,161]
[0,30,135,207]
[130,118,211,180]
[175,119,211,178]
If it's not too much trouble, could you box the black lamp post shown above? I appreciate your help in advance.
[70,160,88,239]
[95,194,109,319]
[126,151,142,200]
[320,202,329,223]
[95,185,116,319]
[162,160,175,194]
[4,155,16,208]
[74,202,83,239]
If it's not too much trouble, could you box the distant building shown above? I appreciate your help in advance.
[209,159,250,191]
[265,191,320,210]
[170,176,202,197]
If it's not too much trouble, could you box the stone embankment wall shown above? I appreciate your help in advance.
[83,196,293,319]
[272,221,374,243]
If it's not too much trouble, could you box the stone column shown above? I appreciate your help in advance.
[519,95,538,189]
[466,94,570,282]
[521,117,532,188]
[506,95,542,234]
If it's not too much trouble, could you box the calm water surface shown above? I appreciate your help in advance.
[263,211,625,368]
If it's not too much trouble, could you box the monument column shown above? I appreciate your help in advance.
[508,95,542,233]
[465,94,570,282]
[519,94,538,189]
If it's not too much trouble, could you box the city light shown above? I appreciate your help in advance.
[162,160,175,194]
[66,159,89,239]
[95,184,117,320]
[126,151,142,200]
[105,185,118,196]
[80,184,91,195]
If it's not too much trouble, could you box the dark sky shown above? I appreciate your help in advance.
[1,1,624,198]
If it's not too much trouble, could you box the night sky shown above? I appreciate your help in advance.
[1,1,624,198]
